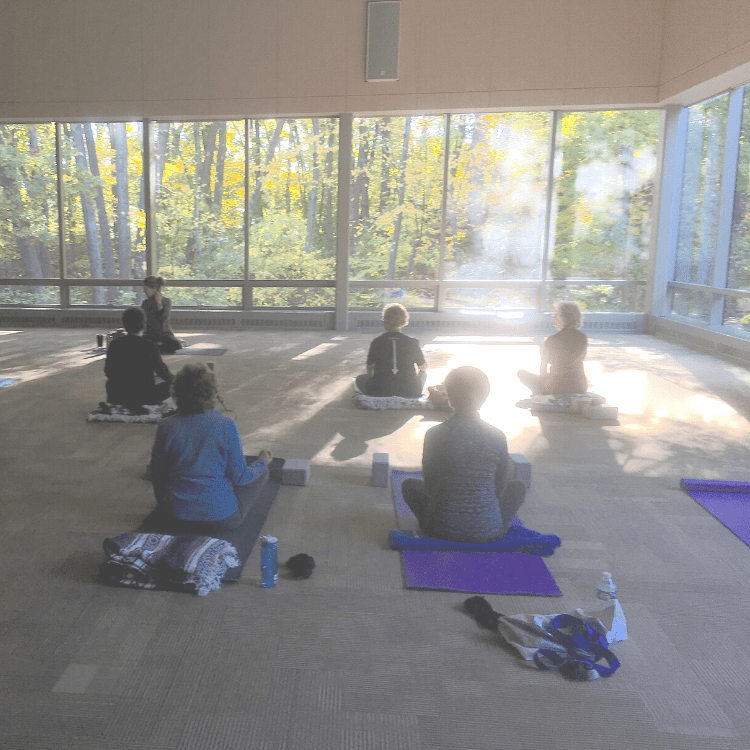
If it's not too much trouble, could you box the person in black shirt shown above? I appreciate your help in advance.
[142,275,182,353]
[105,307,174,410]
[356,303,427,398]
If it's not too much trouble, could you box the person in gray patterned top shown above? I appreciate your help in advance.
[401,366,526,543]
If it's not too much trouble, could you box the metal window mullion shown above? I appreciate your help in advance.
[710,86,745,327]
[538,110,559,315]
[650,105,688,317]
[335,114,352,331]
[244,119,251,311]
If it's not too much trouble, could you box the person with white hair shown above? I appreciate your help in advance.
[517,300,588,395]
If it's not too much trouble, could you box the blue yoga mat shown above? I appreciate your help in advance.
[391,469,562,595]
[0,378,20,389]
[681,478,750,548]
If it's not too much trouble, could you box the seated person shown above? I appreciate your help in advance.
[401,366,526,543]
[149,363,272,534]
[517,300,588,395]
[104,307,173,410]
[142,275,182,353]
[355,303,427,398]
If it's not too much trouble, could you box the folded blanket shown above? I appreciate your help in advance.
[101,532,240,595]
[88,402,173,424]
[354,394,443,411]
[389,526,562,556]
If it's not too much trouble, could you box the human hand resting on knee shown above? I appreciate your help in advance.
[258,448,273,462]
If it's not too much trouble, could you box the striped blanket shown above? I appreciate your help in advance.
[101,532,240,596]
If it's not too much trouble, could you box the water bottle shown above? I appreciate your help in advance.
[596,571,617,602]
[260,535,278,588]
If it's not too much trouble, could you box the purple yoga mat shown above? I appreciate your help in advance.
[392,469,562,595]
[402,550,562,595]
[681,479,750,547]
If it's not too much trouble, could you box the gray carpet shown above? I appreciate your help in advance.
[1,327,750,749]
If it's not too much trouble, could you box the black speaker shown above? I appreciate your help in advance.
[366,1,400,82]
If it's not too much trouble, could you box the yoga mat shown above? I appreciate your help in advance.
[139,457,284,581]
[173,345,227,356]
[681,478,750,547]
[0,378,20,389]
[402,550,562,595]
[391,469,562,595]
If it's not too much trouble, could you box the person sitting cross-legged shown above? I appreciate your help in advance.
[401,366,526,543]
[149,363,272,534]
[517,300,588,396]
[355,302,427,398]
[104,306,173,411]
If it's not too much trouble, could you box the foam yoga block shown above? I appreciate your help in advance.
[508,453,532,487]
[281,459,310,486]
[581,403,619,420]
[372,453,390,487]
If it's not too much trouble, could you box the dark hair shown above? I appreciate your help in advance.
[172,363,217,415]
[143,275,165,291]
[444,366,491,412]
[122,306,146,334]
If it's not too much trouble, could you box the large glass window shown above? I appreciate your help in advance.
[551,110,659,311]
[671,95,730,319]
[0,110,663,317]
[728,89,750,295]
[155,121,245,288]
[445,113,550,312]
[60,122,144,305]
[349,116,444,308]
[247,118,337,307]
[0,124,59,303]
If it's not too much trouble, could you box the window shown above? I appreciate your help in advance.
[0,124,59,303]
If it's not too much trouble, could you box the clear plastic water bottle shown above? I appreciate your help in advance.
[260,535,278,588]
[596,571,617,602]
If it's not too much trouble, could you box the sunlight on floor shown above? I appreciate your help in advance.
[590,366,747,429]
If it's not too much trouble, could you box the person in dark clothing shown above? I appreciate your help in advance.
[401,366,526,543]
[355,303,427,398]
[105,307,174,410]
[142,275,182,354]
[517,300,588,395]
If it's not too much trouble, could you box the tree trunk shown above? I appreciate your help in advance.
[379,117,391,213]
[324,127,335,256]
[186,123,205,274]
[386,117,411,279]
[304,120,320,254]
[70,124,105,303]
[24,126,53,278]
[109,123,133,282]
[350,122,370,224]
[155,123,170,205]
[550,117,586,280]
[213,123,227,211]
[290,122,307,207]
[465,116,489,264]
[84,124,116,302]
[199,122,220,201]
[249,119,285,221]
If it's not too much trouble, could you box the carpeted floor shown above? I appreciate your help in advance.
[1,326,750,749]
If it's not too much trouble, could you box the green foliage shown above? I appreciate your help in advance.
[0,112,662,313]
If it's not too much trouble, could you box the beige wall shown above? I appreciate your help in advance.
[660,0,750,103]
[0,0,748,120]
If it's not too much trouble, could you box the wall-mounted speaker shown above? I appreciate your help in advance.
[366,1,400,82]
